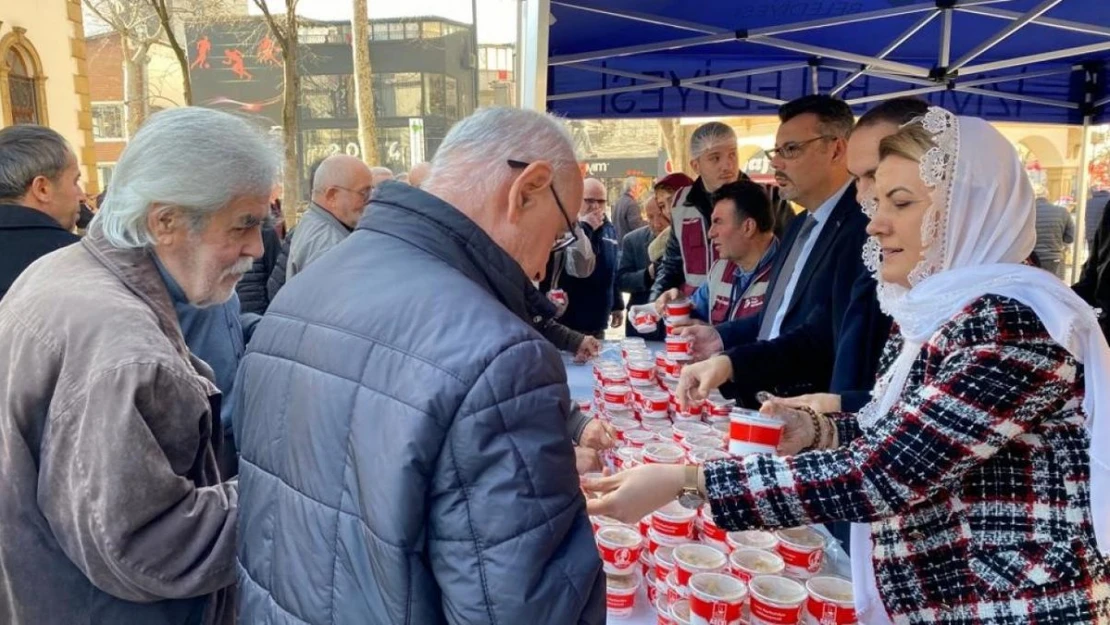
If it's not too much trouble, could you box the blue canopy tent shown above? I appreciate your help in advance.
[518,0,1110,277]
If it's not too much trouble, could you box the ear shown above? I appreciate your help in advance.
[830,137,849,163]
[148,205,184,245]
[743,217,758,237]
[689,157,701,176]
[507,161,555,226]
[27,175,52,203]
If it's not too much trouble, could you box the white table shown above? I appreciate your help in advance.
[562,351,852,623]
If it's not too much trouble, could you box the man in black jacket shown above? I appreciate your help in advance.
[0,125,83,301]
[618,194,668,337]
[236,222,281,314]
[1075,192,1110,339]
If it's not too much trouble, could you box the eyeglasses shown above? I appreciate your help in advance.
[507,159,579,252]
[763,136,834,161]
[334,185,374,203]
[583,198,607,207]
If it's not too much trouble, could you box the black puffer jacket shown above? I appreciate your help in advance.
[236,225,281,315]
[265,226,293,303]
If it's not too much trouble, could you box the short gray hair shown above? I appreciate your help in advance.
[93,107,280,249]
[622,176,639,193]
[0,125,73,202]
[424,107,576,200]
[690,122,737,160]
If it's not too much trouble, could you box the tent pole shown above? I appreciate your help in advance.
[961,42,1110,75]
[949,0,1062,71]
[520,0,551,112]
[939,6,952,67]
[1072,114,1092,284]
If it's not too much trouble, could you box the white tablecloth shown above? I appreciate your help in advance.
[562,351,852,623]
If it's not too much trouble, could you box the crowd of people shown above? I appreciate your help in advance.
[0,92,1109,625]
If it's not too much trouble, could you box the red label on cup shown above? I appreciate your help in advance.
[690,593,744,625]
[604,386,631,404]
[667,300,693,317]
[750,597,804,625]
[599,542,642,573]
[702,517,727,543]
[666,337,692,355]
[729,420,783,447]
[653,516,694,540]
[607,588,637,611]
[777,542,824,574]
[629,364,654,381]
[807,596,858,625]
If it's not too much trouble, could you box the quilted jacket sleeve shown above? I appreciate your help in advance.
[703,309,1075,531]
[430,338,605,625]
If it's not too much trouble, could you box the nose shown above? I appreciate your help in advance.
[244,227,265,260]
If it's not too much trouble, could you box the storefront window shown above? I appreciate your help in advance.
[424,74,445,117]
[405,22,420,39]
[423,21,443,38]
[300,74,355,120]
[376,126,412,174]
[445,76,458,119]
[374,72,423,118]
[301,128,363,188]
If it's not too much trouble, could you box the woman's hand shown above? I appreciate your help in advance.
[582,464,687,524]
[775,392,842,414]
[675,355,733,409]
[760,400,817,455]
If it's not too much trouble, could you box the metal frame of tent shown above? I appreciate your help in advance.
[517,0,1110,280]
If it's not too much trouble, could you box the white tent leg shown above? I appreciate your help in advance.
[520,0,551,112]
[1071,114,1092,283]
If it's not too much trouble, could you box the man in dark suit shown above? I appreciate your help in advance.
[617,194,668,337]
[1074,191,1110,340]
[675,96,865,394]
[0,125,83,302]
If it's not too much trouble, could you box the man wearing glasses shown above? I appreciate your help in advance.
[234,108,605,624]
[542,178,625,338]
[286,154,374,279]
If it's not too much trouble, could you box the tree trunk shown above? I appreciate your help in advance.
[280,9,301,225]
[658,119,689,175]
[351,0,378,166]
[148,0,192,104]
[122,38,149,136]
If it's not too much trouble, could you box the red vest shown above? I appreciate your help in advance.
[707,259,774,324]
[671,185,720,296]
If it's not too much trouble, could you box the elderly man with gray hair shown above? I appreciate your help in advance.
[0,125,83,301]
[234,107,605,624]
[0,107,277,625]
[287,153,374,279]
[612,175,646,241]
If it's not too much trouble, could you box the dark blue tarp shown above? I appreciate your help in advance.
[546,0,1110,124]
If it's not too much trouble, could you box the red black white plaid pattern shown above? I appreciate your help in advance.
[705,295,1110,624]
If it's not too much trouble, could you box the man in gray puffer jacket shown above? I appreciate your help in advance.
[234,107,605,625]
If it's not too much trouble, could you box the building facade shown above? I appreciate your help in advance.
[1,0,99,194]
[185,16,477,191]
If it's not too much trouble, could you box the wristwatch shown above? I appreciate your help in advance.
[677,464,706,509]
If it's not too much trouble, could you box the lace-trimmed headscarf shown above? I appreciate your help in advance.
[856,107,1110,554]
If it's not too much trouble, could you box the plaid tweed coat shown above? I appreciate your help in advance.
[705,294,1110,624]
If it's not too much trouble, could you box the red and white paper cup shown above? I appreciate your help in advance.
[699,504,728,543]
[729,409,784,456]
[688,448,731,465]
[631,306,661,333]
[624,429,658,448]
[628,359,657,386]
[644,418,675,436]
[547,288,568,308]
[643,442,687,465]
[683,434,725,453]
[667,571,691,607]
[706,392,736,418]
[804,577,857,625]
[597,525,644,575]
[673,543,728,587]
[641,389,671,418]
[670,598,693,625]
[589,514,623,534]
[748,575,807,625]
[729,548,786,584]
[672,421,712,444]
[774,527,827,580]
[728,530,780,553]
[641,549,655,577]
[606,572,641,619]
[615,446,643,471]
[654,543,678,579]
[657,597,676,625]
[689,572,749,625]
[665,335,694,360]
[666,298,693,323]
[603,384,633,408]
[652,502,697,541]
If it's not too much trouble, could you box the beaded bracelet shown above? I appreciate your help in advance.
[797,405,831,451]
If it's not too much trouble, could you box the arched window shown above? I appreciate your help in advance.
[0,28,49,127]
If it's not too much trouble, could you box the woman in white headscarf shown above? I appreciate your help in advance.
[584,108,1110,623]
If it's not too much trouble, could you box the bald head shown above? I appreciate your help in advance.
[371,166,393,187]
[408,162,431,188]
[311,154,374,228]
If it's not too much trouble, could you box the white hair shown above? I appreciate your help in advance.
[423,107,577,201]
[622,176,639,194]
[92,107,280,249]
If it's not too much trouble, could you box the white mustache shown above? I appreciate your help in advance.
[226,257,255,277]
